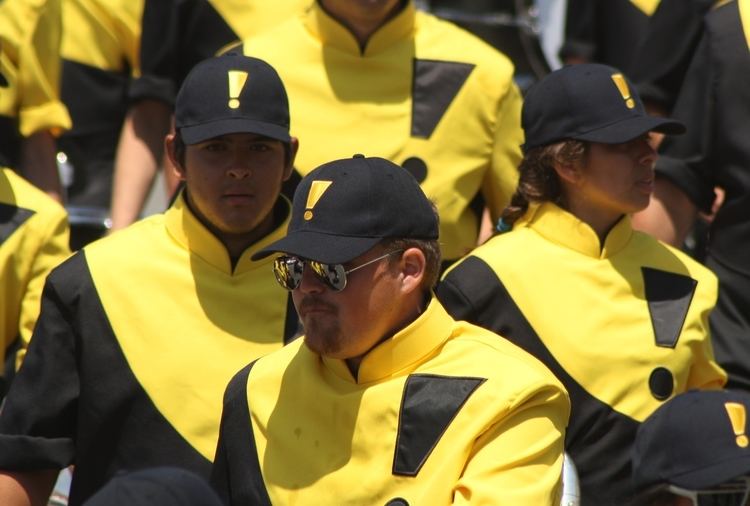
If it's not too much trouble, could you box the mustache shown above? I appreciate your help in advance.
[297,296,337,314]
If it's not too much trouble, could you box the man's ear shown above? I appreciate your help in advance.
[165,134,186,181]
[283,137,300,181]
[399,247,426,296]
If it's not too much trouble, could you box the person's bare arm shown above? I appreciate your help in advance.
[0,470,58,506]
[632,177,698,247]
[19,131,63,203]
[109,99,172,231]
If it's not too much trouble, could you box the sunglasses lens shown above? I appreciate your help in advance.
[309,261,346,291]
[273,257,303,290]
[697,493,748,506]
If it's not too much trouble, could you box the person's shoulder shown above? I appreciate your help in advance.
[631,230,718,288]
[245,338,306,383]
[1,167,67,220]
[83,213,166,258]
[414,10,515,81]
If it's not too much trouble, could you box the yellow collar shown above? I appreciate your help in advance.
[164,192,291,275]
[517,202,633,259]
[739,0,750,52]
[323,297,454,384]
[304,1,416,56]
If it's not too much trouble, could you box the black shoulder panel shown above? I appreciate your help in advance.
[411,59,475,139]
[392,373,485,476]
[210,361,271,506]
[0,202,34,246]
[642,267,697,348]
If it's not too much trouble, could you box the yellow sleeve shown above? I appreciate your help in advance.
[12,0,71,136]
[482,81,523,224]
[453,382,570,505]
[16,205,70,369]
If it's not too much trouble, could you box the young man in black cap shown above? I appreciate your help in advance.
[209,154,570,505]
[0,53,299,506]
[436,63,726,505]
[632,389,750,506]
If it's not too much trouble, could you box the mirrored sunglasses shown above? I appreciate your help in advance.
[668,477,750,506]
[273,250,403,292]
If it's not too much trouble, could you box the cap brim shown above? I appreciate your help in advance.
[251,230,382,264]
[670,455,750,489]
[576,115,685,144]
[180,118,290,144]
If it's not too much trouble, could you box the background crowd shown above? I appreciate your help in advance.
[1,0,749,505]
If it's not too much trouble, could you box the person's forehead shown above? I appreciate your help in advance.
[195,132,282,144]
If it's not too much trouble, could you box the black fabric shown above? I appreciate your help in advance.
[392,374,484,477]
[437,256,642,506]
[132,0,238,105]
[411,59,474,139]
[0,252,210,505]
[642,267,697,348]
[0,115,21,167]
[0,203,34,245]
[630,0,715,111]
[210,361,271,506]
[560,0,651,72]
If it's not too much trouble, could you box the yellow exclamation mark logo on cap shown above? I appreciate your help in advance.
[304,180,332,221]
[227,70,248,109]
[611,73,635,109]
[725,402,749,448]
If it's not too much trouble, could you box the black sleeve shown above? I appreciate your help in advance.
[630,0,714,111]
[0,260,81,469]
[655,32,717,213]
[210,362,271,506]
[129,0,180,105]
[559,0,597,63]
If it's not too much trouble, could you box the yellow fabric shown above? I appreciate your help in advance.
[84,194,292,460]
[466,203,726,422]
[739,0,750,51]
[630,0,661,16]
[0,0,71,136]
[61,0,143,75]
[0,168,70,367]
[241,2,522,260]
[245,300,570,505]
[210,0,312,44]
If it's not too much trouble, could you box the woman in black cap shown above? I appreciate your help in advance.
[437,63,727,506]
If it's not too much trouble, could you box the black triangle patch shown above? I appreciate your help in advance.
[0,203,35,246]
[411,59,475,139]
[642,267,698,348]
[393,374,485,476]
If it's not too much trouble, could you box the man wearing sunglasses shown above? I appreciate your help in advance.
[0,53,300,505]
[210,154,570,505]
[632,390,750,506]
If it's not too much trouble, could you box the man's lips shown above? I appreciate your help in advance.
[298,297,336,317]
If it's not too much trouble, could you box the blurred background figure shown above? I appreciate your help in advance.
[0,0,71,203]
[57,0,143,249]
[632,389,750,506]
[109,0,309,232]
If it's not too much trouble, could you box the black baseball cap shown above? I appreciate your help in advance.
[252,155,439,264]
[84,467,223,506]
[174,52,290,145]
[633,389,750,491]
[522,63,685,152]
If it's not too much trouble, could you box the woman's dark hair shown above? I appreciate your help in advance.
[500,140,588,228]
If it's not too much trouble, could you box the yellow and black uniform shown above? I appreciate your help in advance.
[58,0,143,207]
[0,193,299,505]
[436,202,726,506]
[0,167,69,394]
[561,0,660,72]
[655,0,750,391]
[211,298,570,506]
[0,0,71,167]
[239,1,523,262]
[131,0,309,107]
